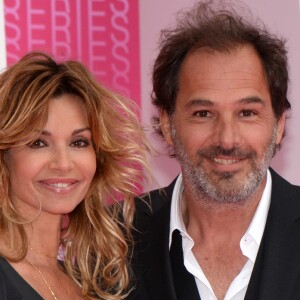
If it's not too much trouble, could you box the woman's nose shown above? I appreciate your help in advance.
[49,147,73,172]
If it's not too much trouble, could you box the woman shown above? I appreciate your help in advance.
[0,51,149,299]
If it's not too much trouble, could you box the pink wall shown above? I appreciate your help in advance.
[4,0,140,104]
[139,0,300,189]
[1,0,299,189]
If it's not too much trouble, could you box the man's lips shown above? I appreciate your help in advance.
[211,157,242,165]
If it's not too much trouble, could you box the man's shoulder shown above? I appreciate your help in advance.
[134,177,177,216]
[270,168,300,194]
[269,168,300,215]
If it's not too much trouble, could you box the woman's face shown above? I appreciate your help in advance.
[5,94,97,217]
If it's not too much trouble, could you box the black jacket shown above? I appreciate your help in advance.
[129,168,300,300]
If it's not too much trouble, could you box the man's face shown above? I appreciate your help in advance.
[160,45,285,203]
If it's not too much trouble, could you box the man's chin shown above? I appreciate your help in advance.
[211,169,240,180]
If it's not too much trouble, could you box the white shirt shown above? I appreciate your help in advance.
[169,170,272,300]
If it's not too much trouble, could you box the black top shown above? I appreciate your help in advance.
[0,256,43,300]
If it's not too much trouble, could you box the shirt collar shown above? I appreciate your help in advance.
[169,173,185,248]
[169,170,272,255]
[241,169,272,261]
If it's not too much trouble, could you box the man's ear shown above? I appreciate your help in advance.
[160,110,173,146]
[276,113,286,145]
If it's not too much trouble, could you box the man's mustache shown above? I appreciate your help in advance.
[197,146,254,159]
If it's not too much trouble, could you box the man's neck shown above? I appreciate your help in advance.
[182,179,266,300]
[182,175,267,243]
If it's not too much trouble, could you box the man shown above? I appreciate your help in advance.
[130,1,300,300]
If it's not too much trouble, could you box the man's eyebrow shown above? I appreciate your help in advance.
[184,97,266,109]
[239,96,266,106]
[40,127,91,136]
[185,99,214,109]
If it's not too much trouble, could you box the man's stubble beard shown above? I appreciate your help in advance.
[171,124,279,205]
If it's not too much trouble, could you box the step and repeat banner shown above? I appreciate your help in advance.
[2,0,140,105]
[0,0,5,70]
[0,0,300,187]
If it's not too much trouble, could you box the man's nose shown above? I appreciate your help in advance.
[212,115,242,149]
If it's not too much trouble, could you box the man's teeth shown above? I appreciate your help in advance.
[212,158,239,165]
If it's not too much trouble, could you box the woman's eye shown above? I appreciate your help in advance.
[71,139,90,148]
[28,139,47,148]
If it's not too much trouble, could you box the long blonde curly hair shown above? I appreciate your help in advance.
[0,51,150,299]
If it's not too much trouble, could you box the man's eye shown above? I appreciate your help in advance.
[28,139,47,148]
[71,139,90,148]
[240,110,256,117]
[195,110,211,117]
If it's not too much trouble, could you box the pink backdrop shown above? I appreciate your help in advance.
[4,0,140,104]
[1,0,299,189]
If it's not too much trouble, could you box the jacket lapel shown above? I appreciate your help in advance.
[143,181,200,300]
[245,169,300,300]
[170,230,201,300]
[133,182,177,300]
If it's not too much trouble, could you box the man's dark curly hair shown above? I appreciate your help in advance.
[151,0,290,137]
